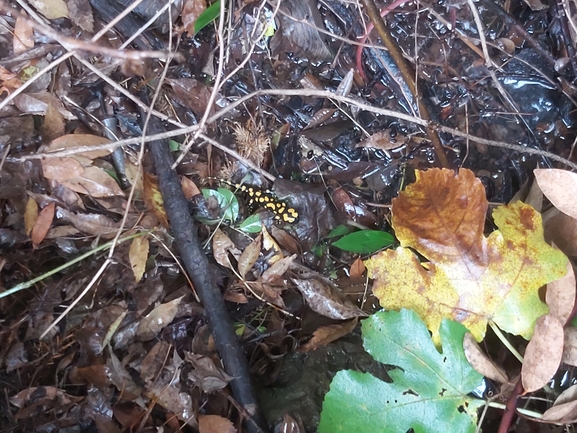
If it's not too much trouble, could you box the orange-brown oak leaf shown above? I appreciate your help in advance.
[365,168,567,342]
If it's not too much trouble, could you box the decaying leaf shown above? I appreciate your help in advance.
[30,0,69,19]
[262,254,297,283]
[563,326,577,366]
[521,314,564,393]
[238,233,262,279]
[140,341,171,383]
[182,0,207,35]
[542,384,577,423]
[24,196,38,236]
[299,318,358,352]
[31,202,55,245]
[365,168,568,342]
[199,414,236,433]
[137,296,184,341]
[143,172,168,227]
[129,235,149,283]
[212,229,241,269]
[463,333,509,384]
[184,353,234,393]
[292,278,367,320]
[535,169,577,220]
[546,259,576,325]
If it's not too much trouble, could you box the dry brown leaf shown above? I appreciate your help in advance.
[143,172,168,227]
[40,102,66,142]
[182,0,207,35]
[42,157,85,182]
[350,257,365,278]
[521,314,564,393]
[14,17,34,54]
[24,196,38,236]
[56,207,119,238]
[525,178,543,212]
[544,209,577,256]
[0,65,22,95]
[140,340,171,383]
[61,166,124,197]
[562,326,577,366]
[167,77,212,116]
[305,108,336,130]
[181,175,201,199]
[137,296,184,341]
[30,0,69,18]
[262,254,297,283]
[356,129,409,151]
[546,259,575,325]
[46,134,112,159]
[271,226,300,255]
[238,233,262,279]
[262,225,283,264]
[212,229,241,269]
[184,353,234,393]
[31,202,55,245]
[535,169,577,220]
[463,333,509,384]
[292,278,367,320]
[66,0,93,31]
[129,236,149,283]
[299,318,358,352]
[224,290,248,304]
[198,414,236,433]
[542,384,577,423]
[14,92,75,120]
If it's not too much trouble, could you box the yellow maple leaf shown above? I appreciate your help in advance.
[365,168,567,342]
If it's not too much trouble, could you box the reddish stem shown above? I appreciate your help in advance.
[497,378,524,433]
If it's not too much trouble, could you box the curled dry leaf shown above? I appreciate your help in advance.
[299,318,358,352]
[129,236,149,283]
[542,384,577,423]
[143,172,168,228]
[521,314,564,393]
[182,0,207,35]
[562,326,577,366]
[535,169,577,220]
[56,207,119,238]
[31,202,55,245]
[198,414,236,433]
[42,157,85,182]
[61,165,124,198]
[262,254,297,283]
[463,333,509,384]
[292,278,367,320]
[543,209,577,256]
[212,229,241,269]
[238,233,262,279]
[46,134,113,159]
[137,296,184,341]
[262,225,283,264]
[24,196,38,236]
[355,129,409,151]
[546,259,575,325]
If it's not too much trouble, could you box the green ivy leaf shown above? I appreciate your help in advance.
[332,230,393,254]
[239,214,262,233]
[319,310,484,433]
[194,0,220,35]
[326,224,350,239]
[201,188,239,222]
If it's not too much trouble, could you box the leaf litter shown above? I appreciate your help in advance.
[1,0,577,432]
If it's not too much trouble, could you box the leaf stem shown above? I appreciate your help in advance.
[489,321,524,363]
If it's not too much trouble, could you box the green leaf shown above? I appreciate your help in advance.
[239,214,262,233]
[194,0,220,34]
[201,188,239,222]
[332,230,393,254]
[326,224,350,239]
[319,310,484,433]
[168,139,180,151]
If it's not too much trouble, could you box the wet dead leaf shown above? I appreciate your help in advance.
[299,318,358,352]
[544,209,577,256]
[182,0,207,35]
[184,353,234,393]
[292,278,367,320]
[198,414,236,433]
[14,17,34,54]
[41,157,85,182]
[107,350,143,400]
[40,102,66,142]
[167,78,212,115]
[30,0,69,19]
[129,236,149,283]
[535,169,577,220]
[24,196,38,236]
[563,326,577,366]
[143,172,168,227]
[521,314,564,393]
[137,296,184,341]
[140,341,171,383]
[355,129,409,151]
[350,257,365,278]
[56,207,119,238]
[66,0,93,31]
[212,229,241,269]
[542,384,577,423]
[238,233,262,279]
[463,333,509,384]
[262,254,297,283]
[271,226,300,255]
[546,259,575,325]
[61,166,124,198]
[31,202,55,245]
[46,134,112,159]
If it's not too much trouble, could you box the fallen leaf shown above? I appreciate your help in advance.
[30,0,69,19]
[140,341,171,383]
[262,254,297,283]
[262,225,283,264]
[212,229,241,269]
[40,102,65,142]
[129,236,149,283]
[14,17,34,54]
[143,172,168,227]
[0,65,22,95]
[355,129,409,151]
[365,168,568,342]
[292,278,367,320]
[46,134,112,159]
[184,353,234,393]
[56,206,119,238]
[41,157,85,182]
[31,202,55,245]
[198,414,236,433]
[463,333,509,384]
[66,0,93,31]
[562,326,577,366]
[238,233,262,279]
[350,258,365,278]
[14,92,75,120]
[182,0,207,35]
[544,209,577,256]
[24,196,38,236]
[535,169,577,220]
[167,77,212,116]
[521,314,564,393]
[61,166,124,197]
[299,318,358,352]
[181,175,201,199]
[137,296,184,341]
[546,259,575,325]
[542,384,577,423]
